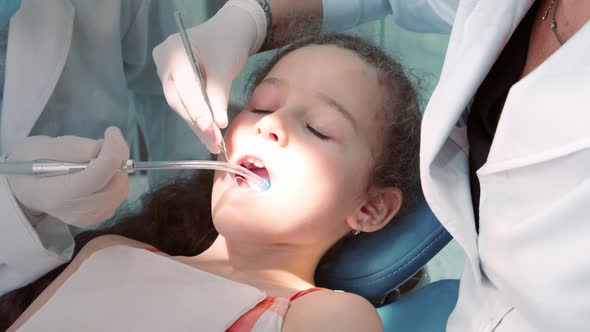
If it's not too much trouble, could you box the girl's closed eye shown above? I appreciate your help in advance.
[305,123,329,140]
[251,109,273,114]
[251,109,329,140]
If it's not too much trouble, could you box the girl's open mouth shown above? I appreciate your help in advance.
[234,156,271,191]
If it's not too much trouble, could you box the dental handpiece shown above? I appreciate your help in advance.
[0,159,270,191]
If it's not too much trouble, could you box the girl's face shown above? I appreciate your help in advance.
[212,45,386,247]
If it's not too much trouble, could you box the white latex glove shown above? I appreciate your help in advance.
[153,3,261,153]
[7,127,130,228]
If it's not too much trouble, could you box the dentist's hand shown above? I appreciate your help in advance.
[6,127,130,228]
[153,2,262,153]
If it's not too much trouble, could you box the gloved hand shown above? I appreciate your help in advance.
[6,127,130,228]
[153,1,264,153]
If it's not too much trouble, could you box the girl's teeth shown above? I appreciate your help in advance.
[247,157,255,163]
[253,160,264,168]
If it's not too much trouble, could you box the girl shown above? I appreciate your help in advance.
[2,33,421,331]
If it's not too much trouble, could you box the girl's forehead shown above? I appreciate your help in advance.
[266,45,386,150]
[267,45,384,112]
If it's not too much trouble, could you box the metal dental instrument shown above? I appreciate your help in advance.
[0,159,271,191]
[174,12,231,164]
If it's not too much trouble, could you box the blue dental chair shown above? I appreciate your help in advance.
[315,190,460,331]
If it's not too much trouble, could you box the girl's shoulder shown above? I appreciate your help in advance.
[282,288,383,332]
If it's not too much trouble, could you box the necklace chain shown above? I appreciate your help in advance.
[542,0,563,44]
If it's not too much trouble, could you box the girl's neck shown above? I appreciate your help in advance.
[179,235,322,296]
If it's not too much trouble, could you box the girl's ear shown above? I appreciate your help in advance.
[346,187,402,233]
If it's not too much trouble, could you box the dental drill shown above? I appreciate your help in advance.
[0,159,271,191]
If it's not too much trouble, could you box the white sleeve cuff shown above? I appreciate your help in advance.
[322,0,457,34]
[322,0,390,32]
[0,174,73,295]
[388,0,457,33]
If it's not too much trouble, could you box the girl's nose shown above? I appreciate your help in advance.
[254,113,288,147]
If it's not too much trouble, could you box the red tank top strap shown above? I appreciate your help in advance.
[289,287,327,301]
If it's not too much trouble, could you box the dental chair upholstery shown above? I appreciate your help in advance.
[315,190,459,331]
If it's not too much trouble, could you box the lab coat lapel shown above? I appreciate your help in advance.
[420,0,534,277]
[483,22,590,169]
[1,0,74,154]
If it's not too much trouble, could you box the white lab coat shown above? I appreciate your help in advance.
[327,0,590,330]
[0,0,208,296]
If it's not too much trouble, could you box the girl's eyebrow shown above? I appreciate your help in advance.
[318,94,358,132]
[260,77,358,131]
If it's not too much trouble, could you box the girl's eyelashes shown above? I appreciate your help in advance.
[251,109,272,114]
[305,123,330,140]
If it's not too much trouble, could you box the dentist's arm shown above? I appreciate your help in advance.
[257,0,322,51]
[322,0,458,34]
[265,0,458,47]
[0,127,129,296]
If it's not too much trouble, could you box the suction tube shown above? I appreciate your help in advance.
[0,159,271,191]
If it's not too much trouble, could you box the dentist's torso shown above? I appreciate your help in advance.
[0,0,185,296]
[421,0,590,330]
[0,0,175,155]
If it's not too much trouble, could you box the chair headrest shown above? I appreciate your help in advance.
[315,191,451,300]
